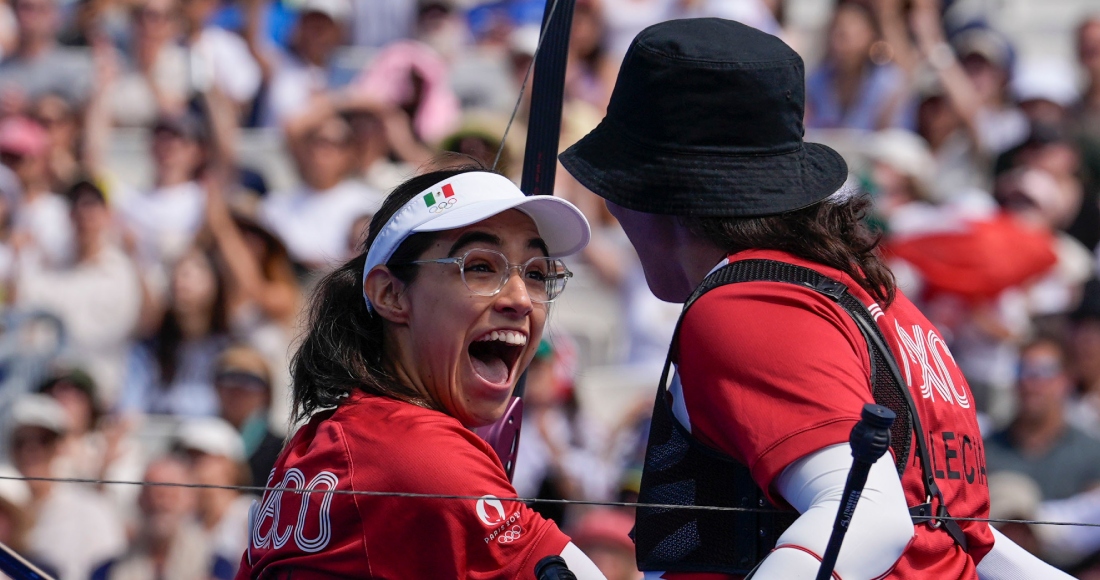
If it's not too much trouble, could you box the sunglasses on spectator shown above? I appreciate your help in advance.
[215,371,268,392]
[1019,361,1063,381]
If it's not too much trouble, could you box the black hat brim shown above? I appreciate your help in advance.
[559,120,849,217]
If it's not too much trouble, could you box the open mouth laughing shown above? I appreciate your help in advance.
[468,330,528,386]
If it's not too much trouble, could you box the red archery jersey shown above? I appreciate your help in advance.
[235,392,570,579]
[661,249,994,579]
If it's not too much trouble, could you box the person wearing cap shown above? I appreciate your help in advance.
[109,112,210,267]
[176,416,254,578]
[213,345,285,486]
[7,393,126,580]
[237,165,605,579]
[559,17,1069,580]
[251,0,352,128]
[0,114,73,268]
[907,3,1028,157]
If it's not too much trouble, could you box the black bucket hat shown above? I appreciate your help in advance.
[559,18,848,217]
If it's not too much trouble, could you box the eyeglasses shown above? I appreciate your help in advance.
[1019,361,1063,381]
[404,248,572,303]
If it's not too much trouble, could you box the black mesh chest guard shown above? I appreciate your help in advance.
[633,259,964,575]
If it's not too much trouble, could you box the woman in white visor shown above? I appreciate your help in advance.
[236,166,606,579]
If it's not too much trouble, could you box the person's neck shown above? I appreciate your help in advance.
[77,235,105,262]
[1011,411,1066,456]
[202,492,234,529]
[307,176,342,193]
[156,171,192,189]
[21,179,50,200]
[1085,79,1100,110]
[672,233,729,301]
[177,312,212,339]
[147,531,173,563]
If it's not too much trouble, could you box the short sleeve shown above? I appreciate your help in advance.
[677,282,874,503]
[352,420,570,579]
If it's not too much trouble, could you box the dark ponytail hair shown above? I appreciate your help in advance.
[680,194,896,307]
[290,164,489,421]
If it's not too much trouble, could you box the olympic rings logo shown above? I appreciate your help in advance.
[428,198,459,213]
[497,525,524,544]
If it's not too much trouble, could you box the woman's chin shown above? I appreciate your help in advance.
[460,393,516,428]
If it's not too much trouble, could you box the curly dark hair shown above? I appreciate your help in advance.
[680,194,896,307]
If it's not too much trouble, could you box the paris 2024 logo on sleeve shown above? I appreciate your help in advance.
[477,495,524,544]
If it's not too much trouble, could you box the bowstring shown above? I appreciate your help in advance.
[492,0,564,172]
[4,475,1097,529]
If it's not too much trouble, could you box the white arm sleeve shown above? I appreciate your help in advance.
[559,541,609,579]
[751,444,914,579]
[976,528,1073,580]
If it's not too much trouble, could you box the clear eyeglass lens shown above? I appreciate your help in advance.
[458,249,568,303]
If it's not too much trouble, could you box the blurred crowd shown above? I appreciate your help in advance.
[0,0,1094,578]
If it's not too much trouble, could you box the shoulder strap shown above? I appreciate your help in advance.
[662,259,968,551]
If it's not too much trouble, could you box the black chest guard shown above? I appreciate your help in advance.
[633,259,965,575]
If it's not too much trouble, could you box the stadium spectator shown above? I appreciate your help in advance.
[92,454,211,580]
[37,367,145,513]
[29,93,82,193]
[13,181,142,400]
[173,417,254,579]
[109,0,190,127]
[564,0,613,111]
[111,114,210,269]
[1068,280,1100,431]
[0,115,72,267]
[119,246,230,417]
[806,0,910,131]
[0,463,56,577]
[204,175,299,423]
[0,0,93,109]
[353,39,461,146]
[261,114,383,269]
[251,0,351,128]
[212,345,284,486]
[180,0,262,114]
[985,337,1100,500]
[1074,15,1100,140]
[9,393,126,580]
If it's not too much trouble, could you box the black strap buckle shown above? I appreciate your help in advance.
[811,278,847,301]
[908,502,969,552]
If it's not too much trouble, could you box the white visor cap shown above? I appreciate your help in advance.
[363,171,591,311]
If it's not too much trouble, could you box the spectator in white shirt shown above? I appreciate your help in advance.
[113,114,209,268]
[173,417,255,578]
[261,114,382,269]
[0,115,72,267]
[250,0,351,128]
[9,394,126,580]
[14,181,142,402]
[181,0,262,112]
